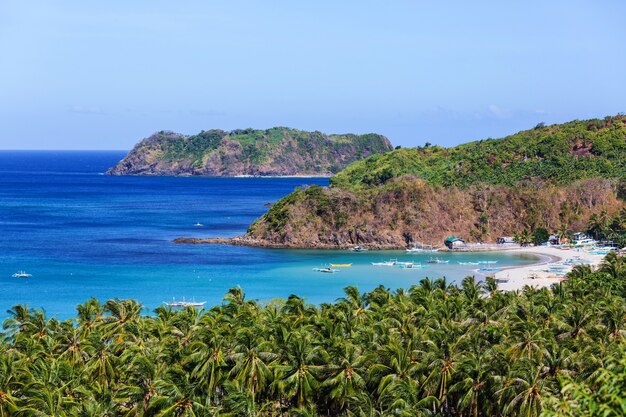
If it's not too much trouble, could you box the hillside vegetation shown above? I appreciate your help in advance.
[2,256,626,416]
[246,116,626,247]
[107,127,392,176]
[332,115,626,188]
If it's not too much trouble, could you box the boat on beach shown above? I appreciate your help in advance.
[164,298,206,308]
[406,245,439,253]
[12,271,32,278]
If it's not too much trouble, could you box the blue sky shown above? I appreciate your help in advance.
[0,1,624,150]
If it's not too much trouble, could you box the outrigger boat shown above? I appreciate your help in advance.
[330,263,352,267]
[398,262,427,269]
[372,259,397,267]
[426,258,449,264]
[164,298,206,308]
[12,271,32,278]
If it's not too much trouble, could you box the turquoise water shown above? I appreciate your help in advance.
[0,151,538,319]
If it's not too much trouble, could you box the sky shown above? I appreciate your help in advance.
[0,1,625,150]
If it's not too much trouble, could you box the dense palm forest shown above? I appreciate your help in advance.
[1,254,625,416]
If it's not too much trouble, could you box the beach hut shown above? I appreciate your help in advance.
[444,236,466,249]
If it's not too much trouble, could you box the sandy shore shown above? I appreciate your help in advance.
[493,246,606,291]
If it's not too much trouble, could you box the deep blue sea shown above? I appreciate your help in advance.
[0,151,538,319]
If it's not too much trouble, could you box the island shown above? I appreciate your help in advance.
[176,115,626,249]
[107,127,393,176]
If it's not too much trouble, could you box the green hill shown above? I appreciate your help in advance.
[332,115,626,188]
[107,127,393,176]
[242,115,626,248]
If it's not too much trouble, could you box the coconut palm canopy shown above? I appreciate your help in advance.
[1,262,626,416]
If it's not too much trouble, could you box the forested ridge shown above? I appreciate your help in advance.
[2,253,626,416]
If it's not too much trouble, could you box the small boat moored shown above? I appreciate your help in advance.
[313,267,338,273]
[164,298,206,308]
[426,258,450,264]
[12,271,32,278]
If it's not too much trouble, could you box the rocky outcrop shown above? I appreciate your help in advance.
[107,128,393,176]
[238,178,624,248]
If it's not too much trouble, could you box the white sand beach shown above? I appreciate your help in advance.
[493,246,606,291]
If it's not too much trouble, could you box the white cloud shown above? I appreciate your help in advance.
[488,104,512,119]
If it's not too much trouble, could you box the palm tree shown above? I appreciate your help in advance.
[321,343,367,413]
[275,332,324,409]
[599,251,625,278]
[449,353,493,417]
[228,328,276,410]
[555,224,569,244]
[587,210,609,240]
[498,363,546,417]
[150,366,207,416]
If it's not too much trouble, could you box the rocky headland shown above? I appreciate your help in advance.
[107,127,393,176]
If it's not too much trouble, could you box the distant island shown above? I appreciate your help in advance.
[107,127,393,177]
[177,115,626,249]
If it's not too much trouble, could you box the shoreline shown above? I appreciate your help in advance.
[491,246,605,291]
[174,237,608,292]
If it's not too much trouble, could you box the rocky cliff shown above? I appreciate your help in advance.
[107,128,393,176]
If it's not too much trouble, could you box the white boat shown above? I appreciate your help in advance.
[372,259,397,267]
[350,245,368,252]
[478,261,498,264]
[573,238,596,247]
[458,262,480,266]
[194,222,204,227]
[406,246,439,253]
[164,298,206,308]
[426,258,449,264]
[12,271,32,278]
[399,263,427,269]
[480,267,500,272]
[313,267,337,273]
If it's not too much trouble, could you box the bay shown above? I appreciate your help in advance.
[0,151,538,319]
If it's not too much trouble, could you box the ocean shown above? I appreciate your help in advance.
[0,151,538,319]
